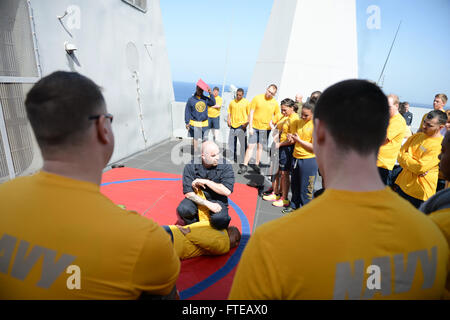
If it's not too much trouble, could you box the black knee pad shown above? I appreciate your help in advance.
[176,198,199,224]
[209,206,231,230]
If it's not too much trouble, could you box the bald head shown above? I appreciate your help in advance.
[201,141,220,167]
[202,140,219,154]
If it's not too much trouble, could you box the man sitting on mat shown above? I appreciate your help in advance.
[163,222,241,260]
[176,141,235,230]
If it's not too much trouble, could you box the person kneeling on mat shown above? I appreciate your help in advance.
[176,141,235,230]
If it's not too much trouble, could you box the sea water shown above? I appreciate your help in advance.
[173,81,248,102]
[173,81,433,109]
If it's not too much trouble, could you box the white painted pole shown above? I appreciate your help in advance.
[221,4,235,95]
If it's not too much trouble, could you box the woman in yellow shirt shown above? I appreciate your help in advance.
[282,100,318,213]
[263,98,299,207]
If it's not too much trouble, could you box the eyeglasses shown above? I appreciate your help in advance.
[88,113,114,123]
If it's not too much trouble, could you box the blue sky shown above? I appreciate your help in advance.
[160,0,272,89]
[356,0,450,105]
[161,0,450,105]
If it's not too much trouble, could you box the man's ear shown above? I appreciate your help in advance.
[96,116,112,144]
[314,118,326,145]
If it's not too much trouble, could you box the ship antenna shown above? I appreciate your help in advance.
[377,20,402,86]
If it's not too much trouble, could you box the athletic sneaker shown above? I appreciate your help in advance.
[281,207,295,214]
[262,193,280,201]
[250,163,261,174]
[238,164,248,174]
[273,199,290,207]
[261,189,274,197]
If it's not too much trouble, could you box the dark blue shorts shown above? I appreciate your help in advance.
[188,126,208,140]
[248,128,270,145]
[279,145,294,171]
[208,116,220,129]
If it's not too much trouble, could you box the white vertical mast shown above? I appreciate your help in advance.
[222,5,236,95]
[247,0,358,100]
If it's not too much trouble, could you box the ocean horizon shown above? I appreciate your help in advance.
[173,81,248,103]
[173,81,433,109]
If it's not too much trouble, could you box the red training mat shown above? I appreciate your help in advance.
[101,167,257,299]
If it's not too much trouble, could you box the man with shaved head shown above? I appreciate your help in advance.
[176,141,235,230]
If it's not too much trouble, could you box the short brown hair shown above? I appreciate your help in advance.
[435,93,448,104]
[314,80,389,155]
[25,71,105,150]
[388,94,399,106]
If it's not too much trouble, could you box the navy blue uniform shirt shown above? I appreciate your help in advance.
[402,111,413,126]
[182,160,234,205]
[185,94,216,125]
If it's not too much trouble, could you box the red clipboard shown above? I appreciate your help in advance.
[196,79,210,92]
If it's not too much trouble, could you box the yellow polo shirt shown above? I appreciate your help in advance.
[377,113,407,170]
[291,118,315,159]
[395,133,443,200]
[208,95,223,118]
[249,94,281,130]
[227,98,250,128]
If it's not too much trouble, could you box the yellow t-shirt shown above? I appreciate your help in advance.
[377,113,407,170]
[208,95,223,118]
[227,98,250,128]
[404,126,413,139]
[276,112,299,143]
[249,94,281,130]
[0,171,180,299]
[291,118,315,159]
[169,222,230,260]
[429,208,450,299]
[229,187,449,299]
[395,133,443,201]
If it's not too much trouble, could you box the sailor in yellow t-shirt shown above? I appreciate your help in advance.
[420,131,450,298]
[238,84,281,175]
[417,93,447,134]
[207,87,223,141]
[227,88,250,163]
[429,209,450,299]
[262,98,298,208]
[0,71,180,299]
[229,79,449,300]
[377,94,406,185]
[282,100,318,213]
[395,110,448,208]
[162,221,241,260]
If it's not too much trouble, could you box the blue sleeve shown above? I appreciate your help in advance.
[184,100,191,125]
[206,95,216,107]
